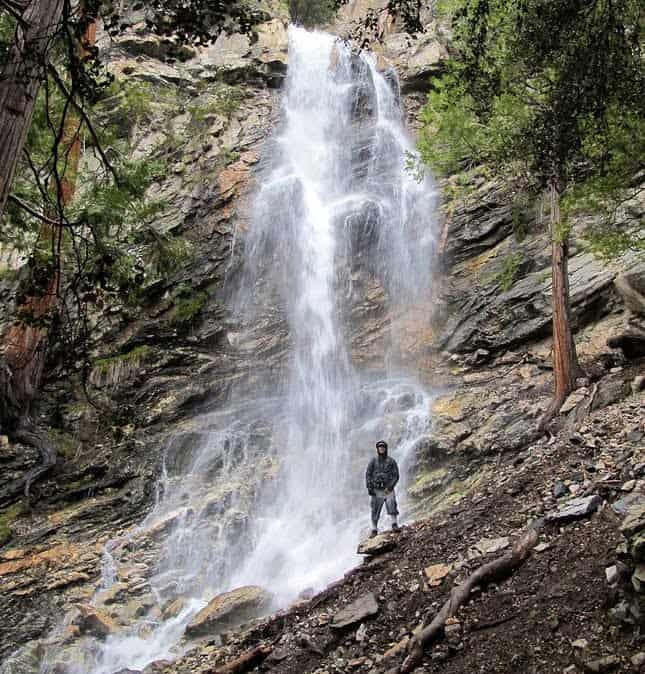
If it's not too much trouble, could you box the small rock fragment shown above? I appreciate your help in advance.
[356,623,368,642]
[331,592,378,629]
[605,565,619,585]
[424,563,452,587]
[547,495,602,523]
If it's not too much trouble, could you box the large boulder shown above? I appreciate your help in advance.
[185,586,270,637]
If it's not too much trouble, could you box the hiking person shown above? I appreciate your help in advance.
[365,440,399,537]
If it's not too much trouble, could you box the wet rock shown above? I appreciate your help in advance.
[74,605,120,639]
[357,533,397,556]
[331,592,378,629]
[95,582,128,606]
[547,495,602,523]
[162,597,186,620]
[185,586,270,637]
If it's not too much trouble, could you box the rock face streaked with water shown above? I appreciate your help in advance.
[22,25,436,674]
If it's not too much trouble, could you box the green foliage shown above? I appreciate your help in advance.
[510,192,532,242]
[418,0,644,257]
[187,85,244,129]
[221,147,241,166]
[493,252,523,291]
[0,12,16,69]
[418,74,482,175]
[0,503,24,547]
[289,0,344,27]
[171,284,209,326]
[94,345,152,374]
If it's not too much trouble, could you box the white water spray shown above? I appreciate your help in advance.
[21,26,437,674]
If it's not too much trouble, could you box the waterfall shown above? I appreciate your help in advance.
[32,26,437,674]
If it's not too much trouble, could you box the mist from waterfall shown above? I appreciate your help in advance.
[28,26,437,674]
[230,27,436,599]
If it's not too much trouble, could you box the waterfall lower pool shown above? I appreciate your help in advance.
[32,26,437,674]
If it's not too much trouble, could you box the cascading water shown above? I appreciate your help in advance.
[24,26,437,674]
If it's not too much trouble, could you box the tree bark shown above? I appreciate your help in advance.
[0,0,65,221]
[539,180,581,428]
[1,8,95,420]
[0,7,95,503]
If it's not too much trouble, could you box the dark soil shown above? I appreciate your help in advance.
[178,394,644,674]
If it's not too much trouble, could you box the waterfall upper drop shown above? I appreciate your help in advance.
[32,26,438,674]
[232,26,437,601]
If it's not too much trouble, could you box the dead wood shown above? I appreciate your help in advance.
[208,644,273,674]
[398,528,539,673]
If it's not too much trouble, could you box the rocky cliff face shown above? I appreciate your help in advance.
[1,1,644,671]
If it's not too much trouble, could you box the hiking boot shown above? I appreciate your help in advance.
[391,523,400,532]
[370,529,378,538]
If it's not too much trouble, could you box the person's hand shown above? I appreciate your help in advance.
[384,488,391,496]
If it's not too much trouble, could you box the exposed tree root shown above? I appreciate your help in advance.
[208,644,273,674]
[0,417,57,507]
[537,390,568,432]
[396,528,539,673]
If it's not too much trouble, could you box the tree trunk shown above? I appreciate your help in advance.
[1,8,95,420]
[0,0,65,221]
[0,8,95,502]
[540,180,581,427]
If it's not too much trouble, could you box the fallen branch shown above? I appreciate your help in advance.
[399,528,539,673]
[470,611,519,631]
[208,644,273,674]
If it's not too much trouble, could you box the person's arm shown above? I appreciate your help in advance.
[388,458,399,490]
[366,458,375,493]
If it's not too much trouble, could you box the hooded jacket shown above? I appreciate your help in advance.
[365,450,399,493]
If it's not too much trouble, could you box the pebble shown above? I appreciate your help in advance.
[572,638,589,649]
[631,652,645,667]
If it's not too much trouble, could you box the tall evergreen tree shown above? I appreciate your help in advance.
[419,0,644,423]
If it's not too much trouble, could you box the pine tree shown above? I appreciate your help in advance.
[419,0,644,423]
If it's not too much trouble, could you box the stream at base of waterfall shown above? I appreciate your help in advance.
[30,26,437,674]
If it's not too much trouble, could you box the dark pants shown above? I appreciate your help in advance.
[370,489,398,528]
